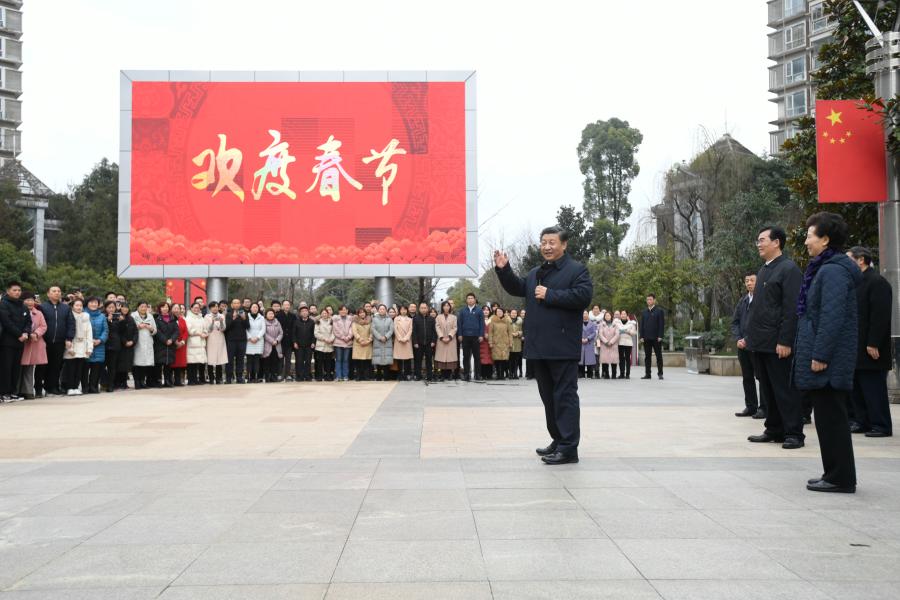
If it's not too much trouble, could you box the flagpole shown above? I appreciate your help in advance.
[865,29,900,402]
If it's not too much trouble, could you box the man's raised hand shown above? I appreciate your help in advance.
[494,250,509,269]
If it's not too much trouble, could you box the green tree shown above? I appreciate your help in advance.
[0,179,31,249]
[521,205,595,271]
[0,241,41,290]
[577,117,643,257]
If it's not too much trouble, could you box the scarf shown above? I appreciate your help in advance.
[797,248,836,316]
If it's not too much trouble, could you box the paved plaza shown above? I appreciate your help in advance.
[0,369,898,599]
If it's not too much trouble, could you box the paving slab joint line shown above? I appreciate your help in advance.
[327,457,382,583]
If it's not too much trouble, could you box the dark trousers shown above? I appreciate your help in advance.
[643,339,663,376]
[226,340,246,382]
[38,340,66,394]
[618,346,631,378]
[852,370,892,435]
[807,386,856,487]
[414,346,434,380]
[87,362,103,393]
[0,345,23,395]
[207,364,223,384]
[510,352,523,378]
[737,348,759,411]
[296,347,313,381]
[397,358,412,379]
[754,351,804,440]
[263,353,281,380]
[461,336,480,379]
[246,354,261,381]
[315,351,334,381]
[533,359,580,455]
[63,358,85,391]
[104,350,120,392]
[282,344,295,379]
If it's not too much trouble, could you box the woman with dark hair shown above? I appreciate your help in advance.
[352,307,373,381]
[154,302,180,387]
[85,297,108,394]
[579,310,598,379]
[132,302,156,389]
[205,301,228,384]
[103,300,125,392]
[118,304,137,389]
[332,305,353,382]
[185,302,208,385]
[170,304,189,386]
[479,305,494,379]
[435,300,458,381]
[63,299,92,395]
[794,212,861,493]
[371,304,394,381]
[508,309,523,379]
[262,308,284,382]
[314,307,335,381]
[489,306,512,380]
[245,303,265,383]
[393,305,414,380]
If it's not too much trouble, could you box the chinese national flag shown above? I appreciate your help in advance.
[816,99,887,203]
[165,279,207,304]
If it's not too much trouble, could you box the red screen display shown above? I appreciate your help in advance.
[130,81,466,265]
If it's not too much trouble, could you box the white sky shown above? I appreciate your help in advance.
[21,0,772,261]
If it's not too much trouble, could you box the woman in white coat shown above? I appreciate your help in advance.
[616,309,637,379]
[204,302,228,384]
[185,302,208,385]
[131,301,157,389]
[63,299,93,395]
[245,303,265,383]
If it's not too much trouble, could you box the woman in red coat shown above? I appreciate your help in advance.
[171,304,189,386]
[479,305,494,380]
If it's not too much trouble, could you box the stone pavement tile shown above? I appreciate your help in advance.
[0,495,59,519]
[70,474,193,494]
[331,540,486,583]
[0,515,122,545]
[641,470,754,488]
[84,514,239,545]
[552,470,657,488]
[623,457,812,471]
[811,581,900,600]
[374,458,461,473]
[617,539,800,580]
[590,509,734,539]
[20,493,147,518]
[289,459,379,474]
[480,538,640,581]
[174,542,344,585]
[474,509,603,540]
[136,490,264,515]
[0,476,97,496]
[463,471,563,489]
[732,469,822,490]
[369,471,465,490]
[11,543,206,590]
[815,509,900,540]
[568,487,692,511]
[217,512,356,542]
[271,472,372,491]
[490,580,662,600]
[467,488,578,511]
[159,584,327,599]
[349,510,476,541]
[651,580,831,600]
[706,509,874,540]
[197,459,298,475]
[667,485,800,510]
[361,489,469,513]
[325,582,492,599]
[247,490,366,514]
[178,473,283,493]
[0,588,164,599]
[771,485,898,510]
[0,542,77,589]
[747,538,900,581]
[30,460,211,477]
[460,458,559,472]
[0,463,47,479]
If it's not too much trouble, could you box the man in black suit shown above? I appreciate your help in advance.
[746,225,805,450]
[412,302,437,382]
[495,226,593,465]
[731,273,766,418]
[640,294,665,380]
[847,246,893,437]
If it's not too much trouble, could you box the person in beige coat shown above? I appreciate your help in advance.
[185,303,208,385]
[489,308,513,380]
[204,302,228,384]
[435,301,458,380]
[393,305,414,380]
[351,309,373,381]
[597,311,621,379]
[63,299,93,395]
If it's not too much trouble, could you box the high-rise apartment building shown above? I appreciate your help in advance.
[0,0,21,165]
[767,0,836,154]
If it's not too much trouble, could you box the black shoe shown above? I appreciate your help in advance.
[641,375,651,380]
[541,451,579,465]
[782,437,804,449]
[735,408,756,417]
[535,443,558,456]
[803,416,812,425]
[748,433,783,443]
[807,477,824,485]
[807,479,855,493]
[752,410,766,420]
[658,374,664,380]
[865,430,892,438]
[849,423,869,434]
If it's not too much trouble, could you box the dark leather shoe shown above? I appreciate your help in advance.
[641,375,651,380]
[807,479,855,493]
[807,477,823,485]
[865,430,892,438]
[735,408,756,417]
[748,433,783,443]
[535,443,558,456]
[752,410,766,420]
[849,422,868,434]
[782,437,804,449]
[658,374,664,380]
[541,451,578,465]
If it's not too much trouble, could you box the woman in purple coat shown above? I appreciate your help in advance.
[579,310,598,378]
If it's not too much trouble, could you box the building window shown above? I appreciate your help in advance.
[784,0,806,18]
[785,23,806,50]
[786,90,807,117]
[785,56,806,84]
[811,3,831,32]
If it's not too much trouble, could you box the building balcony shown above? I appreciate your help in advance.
[0,9,23,37]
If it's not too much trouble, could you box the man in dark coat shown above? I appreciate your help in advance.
[847,246,893,437]
[224,298,248,384]
[731,273,766,418]
[495,226,593,465]
[746,225,805,450]
[276,300,297,380]
[292,306,316,382]
[456,293,484,380]
[38,285,74,396]
[0,281,31,400]
[640,294,665,380]
[412,302,437,381]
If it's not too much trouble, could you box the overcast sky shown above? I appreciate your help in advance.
[22,0,772,262]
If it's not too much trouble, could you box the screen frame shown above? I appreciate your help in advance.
[117,70,477,279]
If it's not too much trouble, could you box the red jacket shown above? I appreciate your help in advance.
[173,317,188,368]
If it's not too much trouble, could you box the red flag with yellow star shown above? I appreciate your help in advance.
[816,99,887,203]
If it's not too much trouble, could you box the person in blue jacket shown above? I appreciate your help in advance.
[793,212,861,494]
[456,292,485,381]
[495,226,593,465]
[84,297,109,394]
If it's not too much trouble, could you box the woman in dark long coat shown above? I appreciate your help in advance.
[154,302,180,387]
[117,304,137,389]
